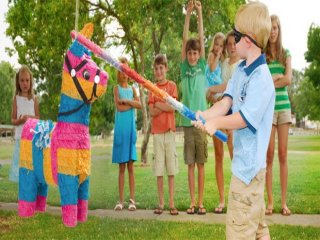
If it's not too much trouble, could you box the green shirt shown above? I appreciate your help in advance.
[268,49,291,112]
[180,58,207,126]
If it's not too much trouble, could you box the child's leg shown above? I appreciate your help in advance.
[127,161,135,201]
[168,175,179,215]
[168,175,174,208]
[266,126,276,211]
[157,176,164,207]
[188,163,196,206]
[184,127,197,213]
[77,178,89,222]
[226,171,270,239]
[226,130,233,159]
[165,131,178,210]
[213,136,225,208]
[277,123,290,213]
[197,163,205,207]
[193,127,207,213]
[118,163,126,203]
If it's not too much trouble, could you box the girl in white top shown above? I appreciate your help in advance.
[10,66,39,182]
[208,31,241,214]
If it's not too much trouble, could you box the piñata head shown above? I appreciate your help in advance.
[61,23,108,107]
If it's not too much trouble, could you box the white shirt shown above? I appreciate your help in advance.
[15,95,35,139]
[221,58,242,83]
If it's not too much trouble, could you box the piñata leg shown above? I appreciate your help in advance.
[32,126,49,213]
[18,119,39,217]
[35,183,48,212]
[77,177,89,222]
[18,168,37,217]
[58,173,79,227]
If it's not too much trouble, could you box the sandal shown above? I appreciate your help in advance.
[265,208,273,215]
[281,207,291,216]
[186,206,196,215]
[213,205,225,214]
[169,208,179,216]
[154,206,163,215]
[198,205,206,215]
[114,202,124,211]
[128,199,136,211]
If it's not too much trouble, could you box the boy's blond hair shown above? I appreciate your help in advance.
[235,1,271,49]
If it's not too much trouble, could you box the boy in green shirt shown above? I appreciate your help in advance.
[180,0,208,215]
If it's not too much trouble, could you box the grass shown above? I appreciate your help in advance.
[0,134,319,239]
[1,210,320,240]
[0,140,14,160]
[1,135,319,213]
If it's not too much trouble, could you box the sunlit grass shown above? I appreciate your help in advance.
[1,210,320,240]
[0,135,319,213]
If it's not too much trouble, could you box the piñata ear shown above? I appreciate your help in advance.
[69,23,94,57]
[79,23,94,39]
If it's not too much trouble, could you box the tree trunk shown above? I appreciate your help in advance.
[137,47,151,166]
[139,85,151,166]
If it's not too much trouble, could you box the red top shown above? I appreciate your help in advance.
[148,80,178,134]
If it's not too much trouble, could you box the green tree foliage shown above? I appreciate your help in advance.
[6,0,244,160]
[294,23,320,122]
[288,69,303,123]
[293,77,320,122]
[0,61,15,124]
[83,0,244,162]
[304,24,320,88]
[6,0,111,134]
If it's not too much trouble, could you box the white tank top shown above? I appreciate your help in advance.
[15,95,35,139]
[221,58,242,83]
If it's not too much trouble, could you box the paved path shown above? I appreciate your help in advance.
[0,159,11,164]
[1,202,319,227]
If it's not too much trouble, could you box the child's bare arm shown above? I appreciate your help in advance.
[149,104,162,117]
[182,1,194,61]
[207,52,219,72]
[202,112,246,135]
[195,1,205,58]
[154,101,175,112]
[123,87,142,109]
[113,86,132,112]
[274,56,292,88]
[11,96,29,125]
[11,96,20,126]
[201,96,232,120]
[208,82,228,95]
[33,96,40,119]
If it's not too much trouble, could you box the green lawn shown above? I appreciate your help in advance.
[1,210,320,240]
[1,135,319,213]
[0,135,319,239]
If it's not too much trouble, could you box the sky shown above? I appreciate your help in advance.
[0,1,319,71]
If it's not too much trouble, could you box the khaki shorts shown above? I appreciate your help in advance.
[273,110,292,125]
[183,127,208,165]
[152,131,178,176]
[226,169,269,240]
